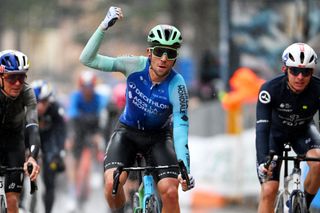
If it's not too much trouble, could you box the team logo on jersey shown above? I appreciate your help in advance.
[181,115,188,121]
[128,82,136,89]
[259,90,271,104]
[178,85,188,113]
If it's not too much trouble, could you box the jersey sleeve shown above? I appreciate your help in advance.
[23,85,41,159]
[255,83,272,164]
[24,86,39,129]
[169,74,190,173]
[79,27,147,76]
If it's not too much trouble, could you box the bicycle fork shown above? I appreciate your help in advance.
[143,175,160,212]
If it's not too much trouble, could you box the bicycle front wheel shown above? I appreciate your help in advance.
[274,192,285,213]
[290,191,307,213]
[144,195,160,213]
[0,195,7,213]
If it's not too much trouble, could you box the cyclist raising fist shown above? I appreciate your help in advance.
[80,6,194,213]
[256,43,320,212]
[0,50,41,213]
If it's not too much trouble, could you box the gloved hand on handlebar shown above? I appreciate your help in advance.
[258,163,268,180]
[178,174,195,191]
[100,6,123,30]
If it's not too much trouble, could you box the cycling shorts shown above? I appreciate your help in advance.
[104,122,179,181]
[258,122,320,183]
[0,130,25,193]
[72,116,100,159]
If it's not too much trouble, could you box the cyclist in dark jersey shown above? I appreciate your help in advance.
[80,6,195,213]
[0,50,41,212]
[256,43,320,212]
[31,80,66,213]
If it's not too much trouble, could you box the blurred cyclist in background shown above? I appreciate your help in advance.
[104,82,126,142]
[66,70,107,210]
[31,80,66,213]
[80,6,194,213]
[0,49,41,212]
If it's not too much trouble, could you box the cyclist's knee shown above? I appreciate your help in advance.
[308,162,320,180]
[159,182,179,203]
[6,192,19,211]
[261,183,278,200]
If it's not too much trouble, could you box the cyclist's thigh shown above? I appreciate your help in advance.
[291,123,320,155]
[104,124,137,171]
[149,130,179,181]
[5,138,25,193]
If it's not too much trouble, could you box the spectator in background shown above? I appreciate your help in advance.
[198,49,220,101]
[31,80,66,213]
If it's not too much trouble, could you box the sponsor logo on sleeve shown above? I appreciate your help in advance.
[259,90,271,104]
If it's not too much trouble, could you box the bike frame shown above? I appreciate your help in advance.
[133,172,161,213]
[274,159,302,212]
[0,170,8,212]
[113,160,189,213]
[272,145,319,213]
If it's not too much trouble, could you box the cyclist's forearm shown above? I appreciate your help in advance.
[173,126,190,173]
[26,124,41,159]
[79,27,115,72]
[255,129,270,164]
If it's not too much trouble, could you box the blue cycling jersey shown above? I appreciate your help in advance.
[68,91,107,119]
[79,27,190,172]
[120,60,188,130]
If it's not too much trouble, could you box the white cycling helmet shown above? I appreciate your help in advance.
[31,80,54,102]
[282,43,317,69]
[79,71,96,87]
[0,49,30,74]
[147,24,182,48]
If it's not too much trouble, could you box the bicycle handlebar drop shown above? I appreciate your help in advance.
[178,160,191,189]
[264,150,278,169]
[27,163,38,194]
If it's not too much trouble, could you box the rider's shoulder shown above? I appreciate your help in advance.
[262,74,285,88]
[311,75,320,84]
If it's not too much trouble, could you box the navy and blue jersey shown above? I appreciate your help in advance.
[256,74,320,164]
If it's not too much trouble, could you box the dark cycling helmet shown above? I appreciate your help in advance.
[282,43,317,69]
[147,24,182,48]
[0,50,30,74]
[31,80,54,101]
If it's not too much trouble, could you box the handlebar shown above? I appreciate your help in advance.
[112,160,191,196]
[27,163,38,194]
[178,160,191,190]
[264,150,278,169]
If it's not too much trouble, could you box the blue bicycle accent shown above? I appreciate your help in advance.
[112,160,190,213]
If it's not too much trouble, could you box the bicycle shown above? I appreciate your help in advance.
[112,158,190,213]
[0,163,37,213]
[264,144,320,213]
